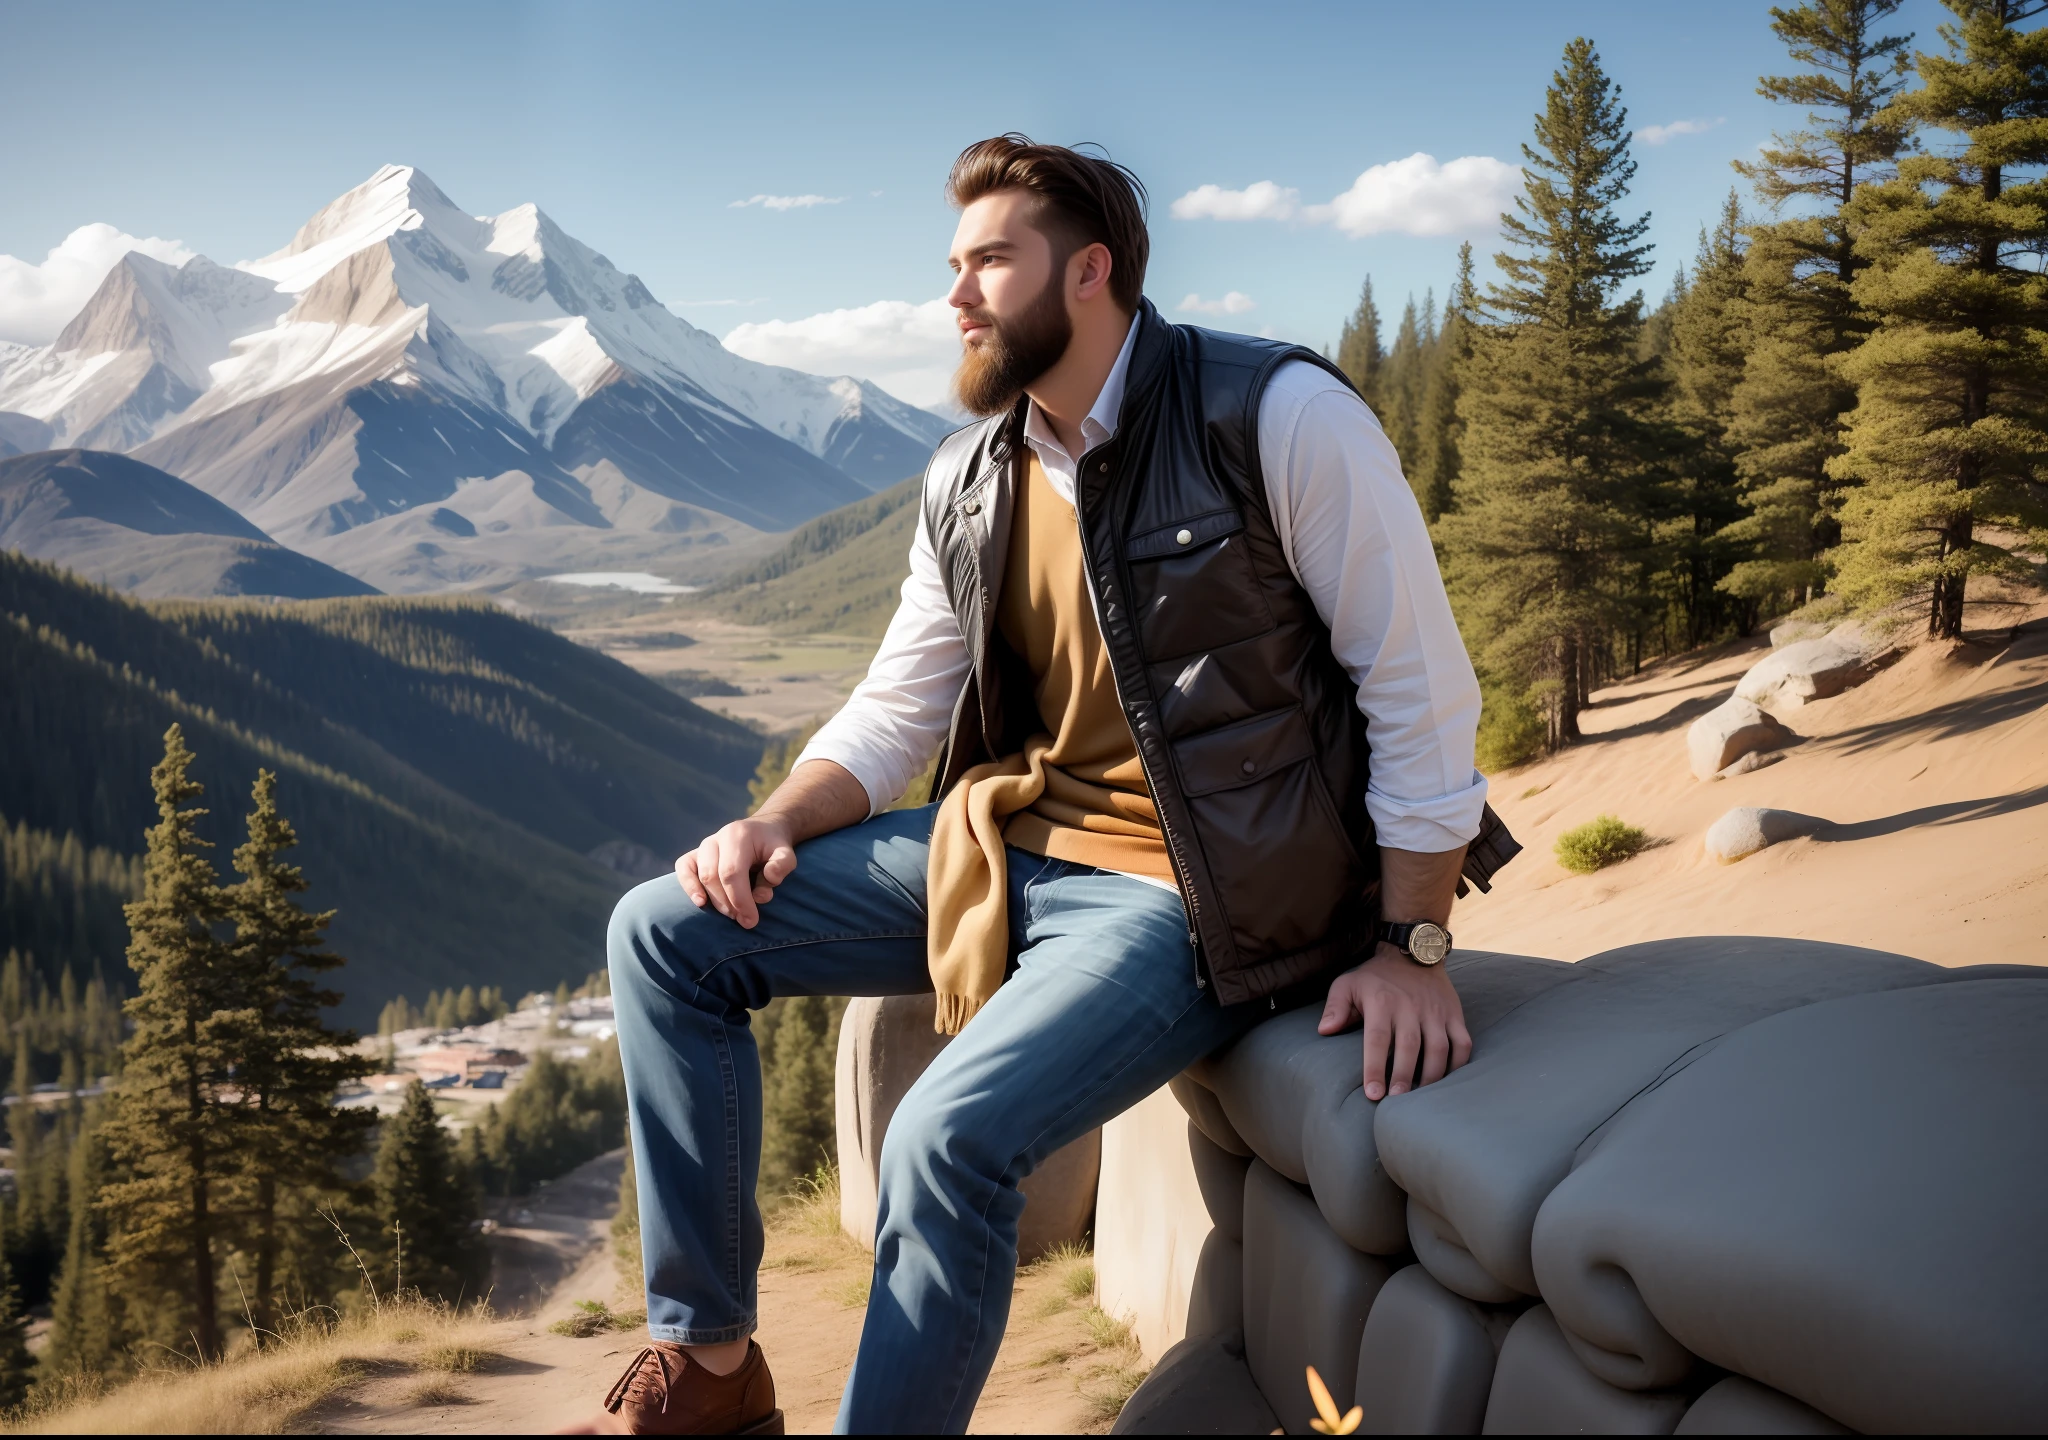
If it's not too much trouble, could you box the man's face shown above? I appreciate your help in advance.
[946,189,1074,416]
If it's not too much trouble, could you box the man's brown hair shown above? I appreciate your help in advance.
[947,134,1149,312]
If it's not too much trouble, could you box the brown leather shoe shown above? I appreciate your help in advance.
[602,1341,783,1435]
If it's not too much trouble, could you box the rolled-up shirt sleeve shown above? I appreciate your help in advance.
[1258,361,1487,853]
[792,504,969,815]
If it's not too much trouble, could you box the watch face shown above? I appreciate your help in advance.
[1410,922,1450,966]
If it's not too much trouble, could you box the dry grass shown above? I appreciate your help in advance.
[1021,1241,1095,1320]
[416,1343,490,1372]
[7,1296,498,1435]
[1076,1307,1148,1424]
[775,1164,852,1240]
[406,1376,473,1407]
[826,1272,871,1309]
[768,1163,873,1311]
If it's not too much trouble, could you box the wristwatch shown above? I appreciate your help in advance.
[1377,920,1452,966]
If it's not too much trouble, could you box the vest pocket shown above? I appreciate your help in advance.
[1170,706,1367,957]
[1126,514,1275,662]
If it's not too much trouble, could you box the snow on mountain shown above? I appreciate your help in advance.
[0,165,951,590]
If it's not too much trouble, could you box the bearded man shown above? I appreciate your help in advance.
[589,135,1516,1435]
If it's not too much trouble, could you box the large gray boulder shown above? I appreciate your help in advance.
[1480,1305,1690,1435]
[1530,975,2048,1432]
[1179,950,1576,1256]
[1686,696,1795,780]
[833,992,1099,1261]
[1735,623,1896,712]
[1371,938,1940,1305]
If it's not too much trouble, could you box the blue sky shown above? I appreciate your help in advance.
[0,0,1953,407]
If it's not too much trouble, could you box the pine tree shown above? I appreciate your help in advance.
[45,1118,119,1381]
[1437,38,1666,752]
[1336,278,1386,410]
[1831,0,2048,636]
[224,770,376,1336]
[1726,0,1917,612]
[371,1081,485,1304]
[1413,246,1480,523]
[758,995,839,1199]
[1665,193,1758,643]
[97,725,241,1361]
[0,1210,34,1408]
[1380,297,1427,464]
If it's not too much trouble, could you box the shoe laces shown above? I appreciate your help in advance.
[605,1344,682,1416]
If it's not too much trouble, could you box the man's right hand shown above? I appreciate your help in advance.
[677,814,798,929]
[675,757,875,928]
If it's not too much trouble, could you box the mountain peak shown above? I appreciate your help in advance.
[250,164,482,292]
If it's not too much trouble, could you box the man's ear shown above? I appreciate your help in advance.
[1070,241,1114,304]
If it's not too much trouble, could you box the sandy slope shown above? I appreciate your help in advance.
[1455,607,2048,969]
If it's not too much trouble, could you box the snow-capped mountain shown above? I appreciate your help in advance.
[0,166,951,590]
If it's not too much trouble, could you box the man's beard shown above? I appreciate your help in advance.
[953,271,1074,417]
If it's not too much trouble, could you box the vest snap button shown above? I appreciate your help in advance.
[1240,758,1256,775]
[1176,528,1194,546]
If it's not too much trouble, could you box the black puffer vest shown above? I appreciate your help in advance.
[922,300,1518,1005]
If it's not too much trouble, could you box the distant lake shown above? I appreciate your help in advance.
[544,571,700,596]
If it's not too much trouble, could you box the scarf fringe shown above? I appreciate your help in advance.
[932,991,987,1036]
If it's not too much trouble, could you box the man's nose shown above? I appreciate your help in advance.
[947,269,979,310]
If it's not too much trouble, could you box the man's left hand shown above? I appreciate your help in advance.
[1318,944,1472,1101]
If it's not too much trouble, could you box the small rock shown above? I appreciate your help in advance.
[1688,697,1795,781]
[1705,806,1830,862]
[1738,623,1899,712]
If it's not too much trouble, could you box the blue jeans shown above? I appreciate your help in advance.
[607,804,1267,1433]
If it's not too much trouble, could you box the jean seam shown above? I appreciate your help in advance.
[709,1018,745,1322]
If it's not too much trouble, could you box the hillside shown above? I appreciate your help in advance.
[0,551,763,1023]
[1455,607,2048,967]
[683,473,923,638]
[0,448,376,598]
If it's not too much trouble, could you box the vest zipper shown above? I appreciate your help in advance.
[1070,443,1207,994]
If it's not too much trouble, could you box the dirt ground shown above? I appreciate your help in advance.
[562,613,877,733]
[1455,604,2048,968]
[301,1150,1136,1435]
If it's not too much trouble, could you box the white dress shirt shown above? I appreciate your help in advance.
[795,316,1488,868]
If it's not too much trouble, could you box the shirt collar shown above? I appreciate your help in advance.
[1022,311,1141,462]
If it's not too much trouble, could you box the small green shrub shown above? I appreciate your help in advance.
[1554,815,1649,874]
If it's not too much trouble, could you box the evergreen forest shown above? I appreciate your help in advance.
[0,550,762,1026]
[1339,0,2048,765]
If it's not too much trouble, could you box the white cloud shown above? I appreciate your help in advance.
[724,298,958,409]
[1178,291,1256,316]
[1170,181,1303,223]
[0,222,197,345]
[729,193,844,211]
[1639,117,1726,146]
[1170,153,1518,240]
[1311,153,1521,237]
